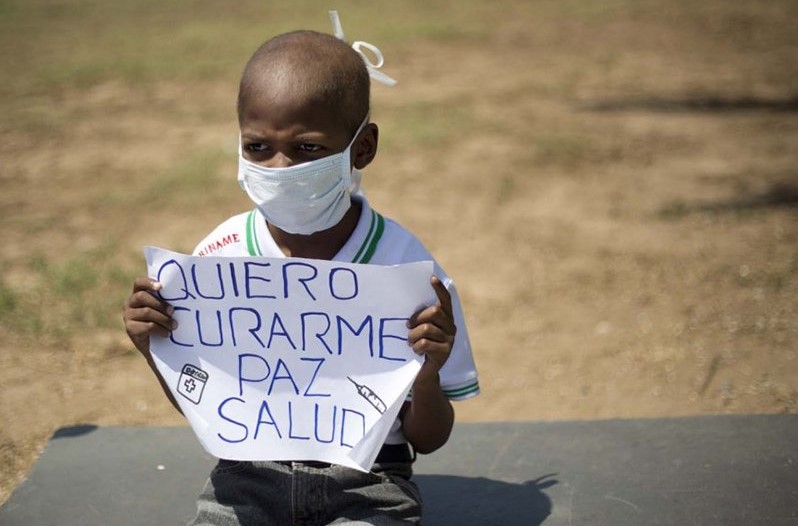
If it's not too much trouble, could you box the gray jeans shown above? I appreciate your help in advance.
[188,460,422,525]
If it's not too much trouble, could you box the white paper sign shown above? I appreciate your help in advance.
[144,247,433,471]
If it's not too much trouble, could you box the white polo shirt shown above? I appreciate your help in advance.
[193,195,480,443]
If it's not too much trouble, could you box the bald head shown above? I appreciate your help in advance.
[237,31,370,132]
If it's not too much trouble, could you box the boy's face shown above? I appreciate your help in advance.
[239,87,357,169]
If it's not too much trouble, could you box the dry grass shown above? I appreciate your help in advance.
[2,0,797,504]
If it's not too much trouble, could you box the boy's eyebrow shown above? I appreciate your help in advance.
[292,128,327,137]
[240,130,329,141]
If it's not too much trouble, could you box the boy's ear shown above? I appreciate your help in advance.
[352,123,379,170]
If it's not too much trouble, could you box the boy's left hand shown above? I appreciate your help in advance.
[407,276,457,380]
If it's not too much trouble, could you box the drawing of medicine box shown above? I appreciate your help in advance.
[177,364,208,405]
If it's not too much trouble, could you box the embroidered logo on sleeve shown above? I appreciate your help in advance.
[197,233,241,257]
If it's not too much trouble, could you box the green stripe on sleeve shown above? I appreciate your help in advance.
[443,381,480,399]
[406,380,480,402]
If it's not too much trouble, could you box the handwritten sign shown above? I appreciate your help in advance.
[144,247,433,471]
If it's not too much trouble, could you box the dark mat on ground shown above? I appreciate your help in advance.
[2,414,796,525]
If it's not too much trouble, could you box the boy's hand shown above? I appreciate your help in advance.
[407,276,456,382]
[122,277,176,358]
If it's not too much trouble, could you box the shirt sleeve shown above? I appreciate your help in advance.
[435,268,480,400]
[382,223,481,401]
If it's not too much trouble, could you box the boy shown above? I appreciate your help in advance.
[123,23,479,525]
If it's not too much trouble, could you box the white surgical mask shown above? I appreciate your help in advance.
[237,118,367,235]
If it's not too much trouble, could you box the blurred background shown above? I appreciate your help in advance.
[1,0,796,504]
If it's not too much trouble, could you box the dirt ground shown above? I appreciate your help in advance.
[1,0,797,505]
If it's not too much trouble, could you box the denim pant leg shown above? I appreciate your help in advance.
[326,462,422,525]
[188,460,294,526]
[188,460,421,526]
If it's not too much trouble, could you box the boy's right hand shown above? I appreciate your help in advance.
[123,277,176,358]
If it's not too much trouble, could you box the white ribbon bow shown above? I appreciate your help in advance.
[329,10,397,87]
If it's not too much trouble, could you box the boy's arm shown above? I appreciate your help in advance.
[401,276,457,454]
[401,373,454,455]
[123,277,184,415]
[145,355,184,416]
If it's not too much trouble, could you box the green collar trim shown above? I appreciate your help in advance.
[352,210,385,264]
[246,208,384,262]
[245,210,263,256]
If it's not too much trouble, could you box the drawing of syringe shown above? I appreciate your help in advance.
[347,377,387,414]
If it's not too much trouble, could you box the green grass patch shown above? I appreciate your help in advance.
[146,147,230,206]
[533,133,600,168]
[496,175,517,205]
[0,280,18,318]
[380,100,475,149]
[0,0,501,103]
[0,244,139,343]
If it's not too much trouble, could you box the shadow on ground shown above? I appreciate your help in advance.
[659,181,798,218]
[578,95,798,114]
[416,473,557,525]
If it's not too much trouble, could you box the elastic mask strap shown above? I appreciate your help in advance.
[348,112,371,148]
[329,10,397,87]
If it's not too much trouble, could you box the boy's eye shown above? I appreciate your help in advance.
[297,143,322,153]
[245,143,268,153]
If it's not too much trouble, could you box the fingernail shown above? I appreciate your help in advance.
[171,320,178,330]
[167,306,174,316]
